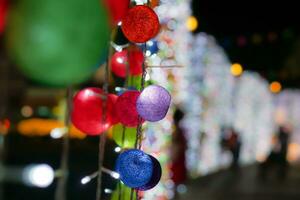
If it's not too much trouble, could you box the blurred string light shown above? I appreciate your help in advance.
[104,188,113,194]
[21,105,33,118]
[23,164,54,188]
[50,127,67,139]
[186,16,198,32]
[80,168,120,185]
[269,81,282,93]
[230,63,243,76]
[114,146,122,153]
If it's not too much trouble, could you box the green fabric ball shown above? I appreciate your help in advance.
[112,124,136,148]
[6,0,110,87]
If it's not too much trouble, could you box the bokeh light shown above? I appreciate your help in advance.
[186,16,198,31]
[230,63,243,76]
[270,81,282,93]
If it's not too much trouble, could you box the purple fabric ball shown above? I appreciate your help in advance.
[136,85,171,122]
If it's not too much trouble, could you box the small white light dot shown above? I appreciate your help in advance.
[114,147,122,153]
[145,73,151,81]
[146,50,152,57]
[104,188,112,194]
[115,46,123,52]
[81,176,91,185]
[111,172,120,179]
[50,127,67,139]
[147,41,154,46]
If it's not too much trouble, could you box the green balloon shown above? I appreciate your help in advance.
[112,124,136,148]
[111,184,136,200]
[6,0,110,86]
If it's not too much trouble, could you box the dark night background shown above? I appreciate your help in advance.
[192,1,300,88]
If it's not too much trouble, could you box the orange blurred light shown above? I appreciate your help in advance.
[288,143,300,163]
[269,81,282,93]
[230,63,243,76]
[186,16,198,32]
[17,118,86,139]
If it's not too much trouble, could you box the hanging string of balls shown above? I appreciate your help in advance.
[70,0,171,199]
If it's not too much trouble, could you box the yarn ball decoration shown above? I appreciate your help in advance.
[111,47,144,78]
[6,0,110,86]
[112,124,136,148]
[121,5,160,43]
[108,94,119,125]
[103,0,130,25]
[71,88,116,136]
[136,85,171,122]
[116,149,153,188]
[137,155,162,191]
[0,0,8,33]
[115,90,144,127]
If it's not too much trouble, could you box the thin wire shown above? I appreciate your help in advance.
[55,86,72,200]
[96,28,116,200]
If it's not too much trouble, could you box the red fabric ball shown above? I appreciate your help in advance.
[71,88,117,136]
[103,0,130,25]
[108,93,119,125]
[111,47,144,78]
[0,0,8,33]
[115,90,144,127]
[121,5,160,43]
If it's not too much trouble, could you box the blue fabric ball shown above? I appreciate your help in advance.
[137,155,161,191]
[116,149,153,188]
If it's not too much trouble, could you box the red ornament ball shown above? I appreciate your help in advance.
[103,0,130,25]
[111,47,144,78]
[71,88,117,136]
[115,90,144,127]
[108,93,119,125]
[0,0,8,33]
[121,5,160,43]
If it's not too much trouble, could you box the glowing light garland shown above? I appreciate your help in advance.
[274,90,300,162]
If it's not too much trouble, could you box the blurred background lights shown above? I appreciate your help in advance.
[270,81,282,93]
[231,63,243,76]
[186,16,198,32]
[23,164,54,188]
[21,105,33,118]
[176,184,187,194]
